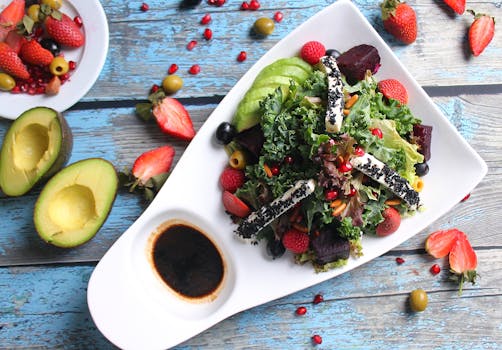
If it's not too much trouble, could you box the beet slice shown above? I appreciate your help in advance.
[233,124,264,161]
[412,124,433,161]
[311,225,350,265]
[336,44,381,83]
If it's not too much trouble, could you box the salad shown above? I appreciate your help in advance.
[216,42,432,272]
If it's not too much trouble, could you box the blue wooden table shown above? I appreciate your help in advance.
[1,0,501,349]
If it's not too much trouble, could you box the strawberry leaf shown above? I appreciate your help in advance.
[135,102,153,121]
[449,269,479,295]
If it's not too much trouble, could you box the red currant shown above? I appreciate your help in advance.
[189,64,201,75]
[200,13,211,25]
[295,306,307,315]
[430,263,441,275]
[371,128,383,139]
[274,11,284,22]
[237,51,247,62]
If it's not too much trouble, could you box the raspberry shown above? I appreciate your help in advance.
[300,41,326,65]
[282,228,309,254]
[219,167,245,193]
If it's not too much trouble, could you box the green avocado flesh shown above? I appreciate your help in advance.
[233,57,313,132]
[34,158,118,248]
[0,107,72,196]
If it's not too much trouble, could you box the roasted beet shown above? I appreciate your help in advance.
[310,225,350,265]
[233,124,264,161]
[336,44,381,83]
[412,124,433,161]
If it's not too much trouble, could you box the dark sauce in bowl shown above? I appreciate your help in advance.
[150,222,225,301]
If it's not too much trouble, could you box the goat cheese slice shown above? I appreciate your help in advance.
[350,153,422,210]
[320,56,344,133]
[235,179,316,240]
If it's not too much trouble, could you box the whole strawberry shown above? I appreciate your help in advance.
[381,0,417,44]
[468,10,495,56]
[20,40,54,66]
[377,78,408,105]
[45,11,85,48]
[0,42,29,80]
[443,0,465,15]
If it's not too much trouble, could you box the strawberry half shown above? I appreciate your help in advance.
[222,191,251,218]
[45,11,85,48]
[381,0,417,44]
[4,30,27,54]
[119,145,175,201]
[377,78,408,105]
[443,0,465,15]
[0,42,29,80]
[0,0,25,42]
[20,40,54,66]
[152,97,196,141]
[449,232,478,294]
[425,228,461,258]
[468,11,495,57]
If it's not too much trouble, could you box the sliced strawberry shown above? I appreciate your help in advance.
[0,0,25,41]
[443,0,465,15]
[449,232,478,294]
[45,11,85,48]
[377,78,408,105]
[468,11,495,57]
[4,30,27,54]
[375,207,401,236]
[0,42,29,80]
[425,228,461,258]
[152,97,196,141]
[20,40,54,66]
[132,145,175,185]
[222,191,251,218]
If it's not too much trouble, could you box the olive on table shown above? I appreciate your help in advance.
[162,75,183,94]
[253,17,275,36]
[409,288,428,312]
[0,73,16,91]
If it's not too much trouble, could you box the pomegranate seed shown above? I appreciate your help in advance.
[187,40,198,50]
[69,61,77,70]
[140,2,149,11]
[208,0,215,3]
[312,334,323,345]
[270,165,280,176]
[395,257,405,264]
[189,64,201,75]
[461,193,471,202]
[338,161,353,173]
[313,294,323,304]
[430,263,441,275]
[371,128,383,139]
[284,155,294,164]
[354,145,365,156]
[237,51,247,62]
[295,306,307,315]
[200,13,211,25]
[168,64,178,74]
[240,2,249,10]
[324,190,338,201]
[348,186,357,197]
[249,0,260,10]
[274,11,284,22]
[150,84,160,93]
[11,86,20,93]
[203,28,213,40]
[73,15,83,27]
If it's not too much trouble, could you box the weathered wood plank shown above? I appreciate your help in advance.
[1,249,500,349]
[81,0,502,103]
[0,93,501,265]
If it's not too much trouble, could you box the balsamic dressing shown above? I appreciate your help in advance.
[151,223,224,300]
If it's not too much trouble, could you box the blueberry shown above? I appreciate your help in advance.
[40,38,61,57]
[414,162,429,176]
[325,49,341,59]
[215,122,236,145]
[267,239,285,259]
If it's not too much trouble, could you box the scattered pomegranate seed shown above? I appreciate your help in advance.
[140,2,149,11]
[189,64,201,75]
[348,186,357,197]
[74,16,83,27]
[249,0,260,10]
[461,193,471,202]
[168,64,178,75]
[371,128,383,139]
[68,61,76,70]
[270,165,280,176]
[240,2,249,10]
[312,334,323,345]
[324,190,338,201]
[237,51,247,62]
[354,145,365,156]
[430,263,441,275]
[313,294,324,304]
[338,161,353,173]
[200,13,211,25]
[395,257,405,264]
[216,0,226,6]
[274,11,284,22]
[187,40,198,50]
[203,28,213,40]
[150,84,160,93]
[295,306,307,315]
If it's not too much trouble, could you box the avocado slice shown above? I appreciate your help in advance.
[0,107,72,196]
[34,158,118,248]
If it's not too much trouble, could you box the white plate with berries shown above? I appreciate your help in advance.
[0,0,108,120]
[88,0,487,349]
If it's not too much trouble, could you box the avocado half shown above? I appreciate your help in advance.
[0,107,73,196]
[34,158,118,248]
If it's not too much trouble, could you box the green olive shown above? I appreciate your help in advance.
[253,17,275,36]
[0,73,16,91]
[27,4,41,22]
[162,75,183,94]
[409,289,428,312]
[49,57,69,76]
[41,0,62,10]
[229,150,246,170]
